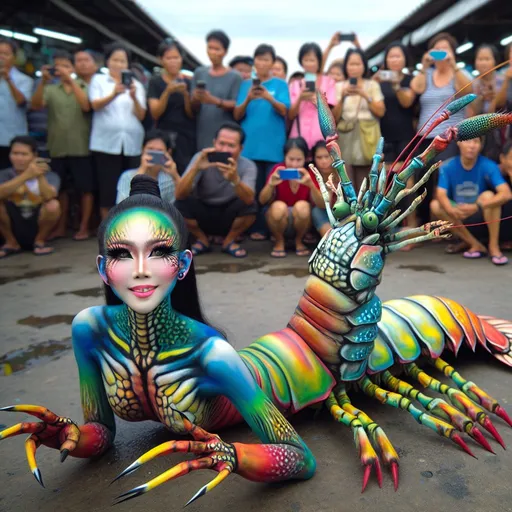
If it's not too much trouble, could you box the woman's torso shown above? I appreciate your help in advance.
[380,74,415,142]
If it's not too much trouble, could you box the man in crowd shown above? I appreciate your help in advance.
[31,50,94,241]
[191,30,242,151]
[116,129,180,204]
[0,136,61,257]
[430,137,512,266]
[0,38,34,169]
[175,122,257,258]
[74,49,99,84]
[229,55,253,80]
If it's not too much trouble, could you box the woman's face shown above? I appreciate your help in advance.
[98,207,191,314]
[285,147,306,169]
[386,47,406,72]
[301,50,319,74]
[432,39,455,65]
[272,60,286,79]
[254,52,274,76]
[108,50,129,74]
[475,47,496,75]
[161,46,182,75]
[328,65,344,82]
[346,53,365,79]
[207,39,226,66]
[314,147,332,173]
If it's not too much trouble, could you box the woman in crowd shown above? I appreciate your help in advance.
[272,56,288,80]
[259,137,323,258]
[496,43,512,111]
[374,42,417,232]
[327,60,344,83]
[148,39,196,175]
[332,48,385,192]
[310,140,338,237]
[89,42,146,219]
[499,140,512,248]
[288,42,337,151]
[469,44,505,160]
[410,32,472,227]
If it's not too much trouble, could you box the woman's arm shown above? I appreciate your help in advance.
[129,82,146,122]
[496,70,512,109]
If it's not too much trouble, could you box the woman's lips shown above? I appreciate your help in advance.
[129,285,158,298]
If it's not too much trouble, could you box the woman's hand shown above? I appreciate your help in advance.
[269,168,284,187]
[299,89,315,102]
[113,83,126,97]
[421,51,434,72]
[129,82,137,100]
[163,154,179,178]
[166,81,187,95]
[298,167,313,187]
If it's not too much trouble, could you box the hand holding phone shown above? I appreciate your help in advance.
[196,80,206,90]
[121,70,133,87]
[278,168,302,181]
[429,50,448,61]
[339,33,356,42]
[146,150,167,166]
[349,77,357,86]
[304,72,316,93]
[378,70,395,81]
[207,151,232,165]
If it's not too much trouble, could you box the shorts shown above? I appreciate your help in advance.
[5,201,40,249]
[311,206,329,232]
[175,196,257,237]
[50,156,95,194]
[263,204,299,239]
[383,140,411,164]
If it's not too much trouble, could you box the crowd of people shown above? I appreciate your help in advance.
[1,29,512,265]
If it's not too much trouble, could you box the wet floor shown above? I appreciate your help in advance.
[396,264,446,274]
[55,287,103,298]
[259,267,310,278]
[0,338,71,376]
[194,261,267,275]
[0,266,72,286]
[17,314,75,329]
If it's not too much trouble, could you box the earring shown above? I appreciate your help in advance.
[178,271,184,280]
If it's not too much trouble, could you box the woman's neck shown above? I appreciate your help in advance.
[164,69,179,80]
[211,62,225,72]
[258,70,271,81]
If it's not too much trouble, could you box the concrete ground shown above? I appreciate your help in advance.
[0,237,511,512]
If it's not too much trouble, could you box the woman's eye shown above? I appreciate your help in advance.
[108,248,132,259]
[150,246,173,258]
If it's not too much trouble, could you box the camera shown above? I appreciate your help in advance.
[121,70,133,87]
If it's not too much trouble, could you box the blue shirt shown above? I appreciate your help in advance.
[0,67,34,147]
[438,155,506,204]
[236,77,290,163]
[116,169,175,204]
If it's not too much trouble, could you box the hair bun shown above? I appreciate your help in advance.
[129,175,161,198]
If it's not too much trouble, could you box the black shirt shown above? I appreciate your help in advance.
[380,74,415,143]
[147,75,195,139]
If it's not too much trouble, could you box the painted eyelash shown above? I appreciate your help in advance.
[106,245,131,259]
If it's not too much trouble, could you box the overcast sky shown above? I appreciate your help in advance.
[138,0,426,73]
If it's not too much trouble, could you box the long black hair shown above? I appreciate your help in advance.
[98,175,213,327]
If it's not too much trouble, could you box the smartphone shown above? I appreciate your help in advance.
[147,150,167,166]
[339,33,356,42]
[36,157,52,165]
[252,77,261,87]
[349,77,357,86]
[196,80,206,90]
[121,70,133,87]
[279,168,301,180]
[48,66,56,77]
[304,72,316,92]
[379,70,396,81]
[207,151,231,164]
[429,50,448,61]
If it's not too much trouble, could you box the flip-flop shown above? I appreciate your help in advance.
[191,240,212,256]
[250,233,268,242]
[0,246,22,259]
[463,250,487,259]
[445,242,468,254]
[33,243,55,256]
[296,248,311,257]
[222,242,247,258]
[270,249,287,258]
[491,255,509,266]
[73,233,90,241]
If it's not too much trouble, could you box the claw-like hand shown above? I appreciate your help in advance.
[112,418,236,506]
[0,404,80,487]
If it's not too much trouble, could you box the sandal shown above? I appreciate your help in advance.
[33,242,55,256]
[250,232,268,242]
[445,242,468,254]
[191,240,212,256]
[73,232,90,241]
[491,255,509,266]
[0,246,22,259]
[221,242,247,258]
[271,249,287,258]
[296,247,311,257]
[463,250,487,259]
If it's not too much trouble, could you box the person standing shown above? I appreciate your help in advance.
[31,50,94,241]
[191,30,242,151]
[88,42,146,219]
[148,39,196,175]
[73,49,99,85]
[0,38,34,170]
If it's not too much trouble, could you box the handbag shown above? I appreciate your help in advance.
[359,118,381,163]
[337,96,362,133]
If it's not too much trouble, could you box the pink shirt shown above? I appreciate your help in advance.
[289,75,337,150]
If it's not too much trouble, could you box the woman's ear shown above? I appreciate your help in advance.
[97,255,109,285]
[178,249,192,280]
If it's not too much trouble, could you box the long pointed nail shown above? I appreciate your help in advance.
[375,460,383,488]
[112,485,145,505]
[60,449,69,463]
[361,465,371,493]
[495,406,512,427]
[452,433,477,459]
[110,461,141,485]
[482,416,506,450]
[33,468,45,488]
[0,406,15,412]
[390,461,399,491]
[185,486,207,507]
[469,427,494,454]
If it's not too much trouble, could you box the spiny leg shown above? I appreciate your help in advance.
[325,392,382,491]
[335,385,399,489]
[405,363,505,449]
[431,357,512,427]
[359,376,475,457]
[381,371,493,453]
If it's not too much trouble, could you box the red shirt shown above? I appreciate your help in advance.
[265,163,320,207]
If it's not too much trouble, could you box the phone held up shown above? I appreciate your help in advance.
[429,50,448,62]
[379,70,397,81]
[304,72,316,93]
[279,168,301,181]
[147,150,167,166]
[338,32,356,42]
[196,80,206,90]
[121,70,133,87]
[349,77,357,86]
[207,151,232,165]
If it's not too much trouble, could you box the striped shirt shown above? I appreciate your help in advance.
[418,68,466,139]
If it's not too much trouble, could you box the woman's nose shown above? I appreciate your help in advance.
[133,257,151,279]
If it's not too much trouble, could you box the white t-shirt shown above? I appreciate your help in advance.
[88,72,146,156]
